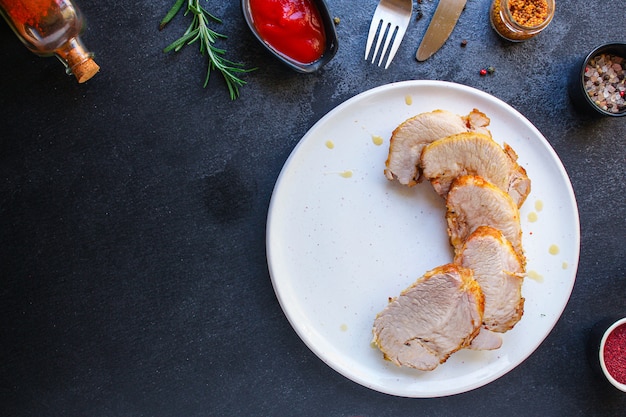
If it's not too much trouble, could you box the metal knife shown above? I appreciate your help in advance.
[416,0,466,61]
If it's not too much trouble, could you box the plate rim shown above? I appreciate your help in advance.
[266,80,581,397]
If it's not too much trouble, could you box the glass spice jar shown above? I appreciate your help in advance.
[490,0,555,42]
[0,0,99,82]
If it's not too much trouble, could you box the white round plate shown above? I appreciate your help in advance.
[266,80,580,397]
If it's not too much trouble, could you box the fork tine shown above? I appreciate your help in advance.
[383,24,407,69]
[365,18,381,60]
[377,25,397,67]
[365,0,413,68]
[371,22,389,63]
[365,3,388,60]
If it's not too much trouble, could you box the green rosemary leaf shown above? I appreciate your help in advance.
[163,29,197,53]
[160,0,254,99]
[200,8,222,24]
[159,0,185,30]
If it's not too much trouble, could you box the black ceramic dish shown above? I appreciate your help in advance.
[587,316,626,392]
[569,42,626,117]
[241,0,338,73]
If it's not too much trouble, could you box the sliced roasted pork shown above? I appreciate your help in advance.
[372,264,483,371]
[503,143,531,208]
[467,327,503,350]
[455,226,525,334]
[446,175,524,263]
[384,109,491,186]
[421,132,531,207]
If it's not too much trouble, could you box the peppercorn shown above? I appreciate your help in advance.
[487,66,496,74]
[333,16,340,25]
[479,68,487,76]
[461,39,468,47]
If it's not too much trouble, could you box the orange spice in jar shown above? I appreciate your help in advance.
[0,0,99,82]
[490,0,555,42]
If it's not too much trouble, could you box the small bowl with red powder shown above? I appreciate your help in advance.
[241,0,339,73]
[588,317,626,392]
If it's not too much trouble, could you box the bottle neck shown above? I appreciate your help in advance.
[55,35,99,83]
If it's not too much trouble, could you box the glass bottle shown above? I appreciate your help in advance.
[0,0,99,82]
[490,0,555,42]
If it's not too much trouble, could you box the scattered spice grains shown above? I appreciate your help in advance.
[479,66,496,76]
[604,324,626,384]
[416,1,423,21]
[584,53,626,114]
[508,0,549,27]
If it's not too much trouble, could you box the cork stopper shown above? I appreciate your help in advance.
[66,43,100,83]
[71,55,100,83]
[57,36,100,83]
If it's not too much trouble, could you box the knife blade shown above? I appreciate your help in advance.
[416,0,466,61]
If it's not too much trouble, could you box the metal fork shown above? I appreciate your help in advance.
[365,0,413,69]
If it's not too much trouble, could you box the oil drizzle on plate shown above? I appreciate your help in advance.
[372,135,384,146]
[528,199,542,222]
[325,140,335,149]
[549,244,560,255]
[404,95,413,105]
[527,270,544,282]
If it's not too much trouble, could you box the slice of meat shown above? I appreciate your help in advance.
[384,109,491,186]
[455,226,525,333]
[372,264,483,371]
[465,108,492,136]
[503,143,531,208]
[446,175,524,263]
[421,132,531,207]
[467,327,503,350]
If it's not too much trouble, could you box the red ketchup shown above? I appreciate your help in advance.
[249,0,326,64]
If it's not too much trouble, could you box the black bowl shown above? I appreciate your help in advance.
[241,0,338,73]
[569,42,626,117]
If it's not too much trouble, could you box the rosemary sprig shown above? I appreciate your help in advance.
[160,0,254,100]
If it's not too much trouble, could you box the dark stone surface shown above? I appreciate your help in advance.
[1,1,624,416]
